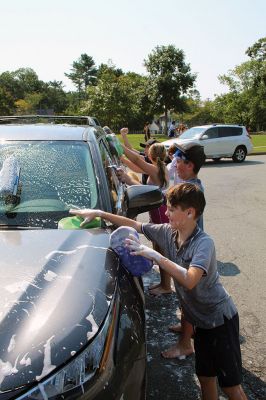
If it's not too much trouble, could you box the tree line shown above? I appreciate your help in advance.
[0,38,265,132]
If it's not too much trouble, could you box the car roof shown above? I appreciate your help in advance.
[216,124,244,127]
[192,124,244,128]
[0,123,100,141]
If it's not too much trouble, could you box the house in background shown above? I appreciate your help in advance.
[149,121,160,134]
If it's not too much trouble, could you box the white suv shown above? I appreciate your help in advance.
[162,124,253,162]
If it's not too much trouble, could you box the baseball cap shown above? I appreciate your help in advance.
[174,142,206,170]
[139,138,159,148]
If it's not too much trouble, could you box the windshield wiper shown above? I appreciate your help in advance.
[0,224,43,230]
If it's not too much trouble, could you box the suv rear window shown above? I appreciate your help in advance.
[218,127,242,137]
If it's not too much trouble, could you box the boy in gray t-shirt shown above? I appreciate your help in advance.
[70,183,247,400]
[125,184,247,400]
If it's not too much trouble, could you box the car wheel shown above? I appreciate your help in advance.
[212,158,221,162]
[232,146,247,163]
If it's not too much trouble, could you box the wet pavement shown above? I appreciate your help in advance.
[143,266,266,400]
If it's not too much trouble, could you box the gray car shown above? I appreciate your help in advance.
[0,116,163,400]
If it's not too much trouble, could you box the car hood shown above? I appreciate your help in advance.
[162,137,200,147]
[0,228,119,392]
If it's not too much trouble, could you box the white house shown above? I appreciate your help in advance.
[149,121,160,134]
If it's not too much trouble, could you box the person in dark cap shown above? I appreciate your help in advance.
[161,142,206,359]
[139,138,158,148]
[174,142,206,180]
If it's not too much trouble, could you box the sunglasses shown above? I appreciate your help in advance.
[174,149,188,161]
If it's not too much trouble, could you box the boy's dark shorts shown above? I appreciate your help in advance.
[194,313,242,387]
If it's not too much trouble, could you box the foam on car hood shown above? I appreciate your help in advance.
[0,228,119,391]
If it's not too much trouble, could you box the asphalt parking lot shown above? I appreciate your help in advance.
[139,155,266,400]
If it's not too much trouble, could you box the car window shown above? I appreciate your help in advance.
[179,127,206,139]
[218,127,242,137]
[0,141,97,228]
[99,139,121,213]
[202,127,218,139]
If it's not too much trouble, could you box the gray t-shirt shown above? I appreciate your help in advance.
[142,223,237,329]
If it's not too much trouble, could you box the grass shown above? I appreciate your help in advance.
[116,134,266,153]
[251,134,266,152]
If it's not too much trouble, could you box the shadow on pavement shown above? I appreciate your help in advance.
[217,260,240,276]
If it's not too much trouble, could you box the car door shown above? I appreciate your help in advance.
[217,126,242,155]
[199,127,221,157]
[98,139,124,216]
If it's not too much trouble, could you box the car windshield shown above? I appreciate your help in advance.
[179,127,207,139]
[0,141,97,229]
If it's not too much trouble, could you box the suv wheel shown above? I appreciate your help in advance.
[232,146,247,163]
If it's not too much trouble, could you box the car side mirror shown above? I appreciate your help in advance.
[124,185,164,219]
[201,134,208,140]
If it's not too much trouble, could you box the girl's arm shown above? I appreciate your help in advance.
[120,128,138,153]
[122,145,157,177]
[69,209,142,232]
[121,156,145,174]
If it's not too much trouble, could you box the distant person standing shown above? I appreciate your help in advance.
[177,123,187,135]
[168,121,176,137]
[143,122,151,141]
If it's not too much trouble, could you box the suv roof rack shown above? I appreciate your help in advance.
[0,115,101,127]
[212,123,244,127]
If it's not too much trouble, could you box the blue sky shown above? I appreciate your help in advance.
[1,0,265,100]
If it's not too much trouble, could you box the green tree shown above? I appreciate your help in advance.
[82,65,153,129]
[97,61,123,78]
[40,81,68,113]
[0,69,70,115]
[211,91,251,125]
[64,91,82,115]
[144,45,196,133]
[0,87,15,115]
[0,68,41,101]
[0,68,43,115]
[217,45,266,130]
[183,97,215,126]
[65,54,97,95]
[246,37,266,61]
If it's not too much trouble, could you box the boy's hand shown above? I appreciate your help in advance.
[125,234,161,262]
[69,209,102,227]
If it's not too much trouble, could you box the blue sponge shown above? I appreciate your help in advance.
[110,226,153,277]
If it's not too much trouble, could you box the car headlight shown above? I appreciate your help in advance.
[17,295,118,400]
